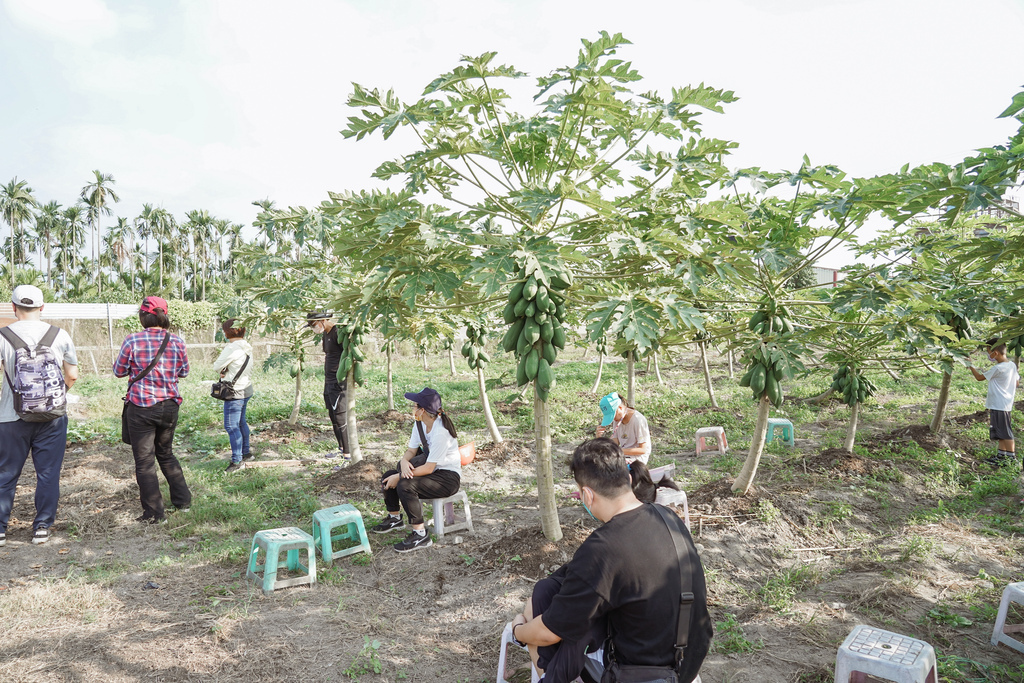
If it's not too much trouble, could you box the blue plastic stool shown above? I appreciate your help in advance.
[247,527,317,595]
[765,418,795,446]
[312,503,372,565]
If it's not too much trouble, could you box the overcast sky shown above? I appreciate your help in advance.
[2,0,1023,268]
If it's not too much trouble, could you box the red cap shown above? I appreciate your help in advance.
[140,296,168,315]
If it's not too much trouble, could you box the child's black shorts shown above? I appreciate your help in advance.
[990,410,1015,441]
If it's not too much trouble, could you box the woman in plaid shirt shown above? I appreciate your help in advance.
[113,296,192,524]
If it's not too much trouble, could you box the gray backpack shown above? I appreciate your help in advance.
[0,325,68,422]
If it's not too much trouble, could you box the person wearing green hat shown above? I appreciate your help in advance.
[595,391,652,464]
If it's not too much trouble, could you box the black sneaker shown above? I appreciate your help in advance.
[393,530,432,553]
[32,528,50,545]
[371,515,405,534]
[225,462,245,474]
[136,514,167,525]
[241,453,256,462]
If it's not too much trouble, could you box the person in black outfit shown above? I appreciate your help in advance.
[307,311,348,459]
[509,439,712,683]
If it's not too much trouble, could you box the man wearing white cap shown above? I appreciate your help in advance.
[0,285,78,547]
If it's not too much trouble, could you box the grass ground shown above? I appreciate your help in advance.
[2,342,1023,682]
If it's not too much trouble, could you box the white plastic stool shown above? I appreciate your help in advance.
[497,621,539,683]
[695,427,728,455]
[834,625,936,683]
[422,490,474,539]
[649,463,676,482]
[992,581,1024,653]
[655,488,691,531]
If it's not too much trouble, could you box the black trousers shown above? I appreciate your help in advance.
[126,400,191,518]
[381,468,460,525]
[533,568,605,683]
[324,379,349,453]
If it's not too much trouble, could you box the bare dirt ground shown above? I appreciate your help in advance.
[2,405,1024,682]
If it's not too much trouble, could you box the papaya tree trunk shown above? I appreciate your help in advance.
[591,351,605,394]
[646,355,652,372]
[288,371,302,425]
[422,350,428,371]
[478,366,503,444]
[844,401,860,453]
[881,361,900,382]
[627,351,636,406]
[700,341,719,409]
[534,385,562,542]
[732,395,771,495]
[386,345,395,411]
[653,350,663,386]
[727,349,734,380]
[929,370,953,433]
[448,349,457,376]
[346,369,362,462]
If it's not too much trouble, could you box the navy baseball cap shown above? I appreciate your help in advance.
[404,387,443,414]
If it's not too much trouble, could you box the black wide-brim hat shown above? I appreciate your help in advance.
[404,387,442,414]
[306,310,331,326]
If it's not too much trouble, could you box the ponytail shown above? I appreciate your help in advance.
[629,460,679,504]
[420,406,458,440]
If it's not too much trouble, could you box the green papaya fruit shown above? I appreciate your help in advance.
[748,310,767,332]
[516,357,529,386]
[542,342,557,365]
[502,318,526,352]
[739,366,754,388]
[336,366,346,384]
[289,362,299,378]
[750,364,767,394]
[549,274,571,291]
[352,347,365,362]
[536,288,551,313]
[524,275,539,300]
[503,300,518,324]
[552,325,566,350]
[525,301,536,319]
[555,302,566,320]
[773,364,783,381]
[353,363,364,385]
[514,297,529,318]
[524,319,541,345]
[535,311,548,326]
[765,373,780,406]
[509,280,526,304]
[525,349,540,380]
[541,321,554,342]
[462,341,472,357]
[537,358,555,392]
[517,332,531,357]
[479,350,490,364]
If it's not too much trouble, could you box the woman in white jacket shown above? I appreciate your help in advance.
[213,319,254,472]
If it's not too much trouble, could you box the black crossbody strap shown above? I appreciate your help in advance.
[416,420,429,455]
[229,354,250,383]
[128,332,171,389]
[653,504,695,669]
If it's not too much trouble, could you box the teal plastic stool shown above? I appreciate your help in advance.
[766,418,795,446]
[247,526,317,595]
[312,503,372,565]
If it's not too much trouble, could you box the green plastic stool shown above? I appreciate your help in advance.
[766,418,795,446]
[312,503,372,565]
[247,526,317,595]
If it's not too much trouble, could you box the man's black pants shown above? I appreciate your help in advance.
[324,379,349,453]
[125,400,191,519]
[533,570,605,683]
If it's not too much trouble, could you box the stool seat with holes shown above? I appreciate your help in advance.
[992,581,1024,654]
[766,418,795,446]
[834,625,936,683]
[422,490,474,540]
[695,427,728,455]
[246,527,317,595]
[312,503,372,565]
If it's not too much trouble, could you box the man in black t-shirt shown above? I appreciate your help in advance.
[510,439,712,683]
[307,311,348,458]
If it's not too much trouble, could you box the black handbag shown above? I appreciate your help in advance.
[122,332,171,444]
[211,354,250,401]
[600,505,696,683]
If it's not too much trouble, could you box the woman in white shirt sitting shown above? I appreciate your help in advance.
[371,387,462,553]
[594,391,652,464]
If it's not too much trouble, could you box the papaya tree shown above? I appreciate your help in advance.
[461,320,503,444]
[342,32,739,540]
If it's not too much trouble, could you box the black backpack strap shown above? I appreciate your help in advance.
[653,504,695,670]
[128,332,171,389]
[230,354,250,383]
[416,420,429,455]
[0,326,28,350]
[38,325,60,350]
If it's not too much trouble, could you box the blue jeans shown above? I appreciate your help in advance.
[0,416,68,533]
[223,397,251,463]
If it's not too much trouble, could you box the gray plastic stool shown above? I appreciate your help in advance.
[834,625,936,683]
